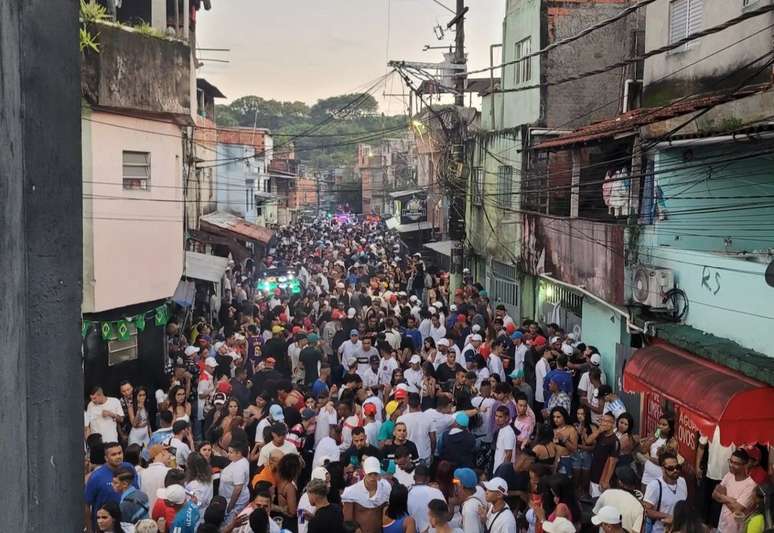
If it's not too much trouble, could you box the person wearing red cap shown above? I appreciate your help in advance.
[362,403,381,448]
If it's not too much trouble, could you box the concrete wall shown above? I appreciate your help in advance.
[0,0,83,529]
[643,0,774,106]
[581,299,630,387]
[82,110,184,313]
[217,143,256,220]
[649,141,774,253]
[500,0,541,129]
[544,0,639,128]
[81,22,191,116]
[636,241,774,357]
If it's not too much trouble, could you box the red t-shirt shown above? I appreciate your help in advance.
[151,498,177,525]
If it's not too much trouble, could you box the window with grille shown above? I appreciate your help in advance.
[513,37,532,84]
[122,151,150,190]
[497,165,514,209]
[472,167,484,206]
[107,324,138,366]
[669,0,703,49]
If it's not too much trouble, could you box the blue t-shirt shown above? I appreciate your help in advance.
[85,463,138,527]
[403,329,422,351]
[170,501,201,533]
[312,378,330,399]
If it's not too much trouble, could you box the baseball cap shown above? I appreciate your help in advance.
[591,506,622,526]
[363,403,377,417]
[509,368,525,380]
[453,467,477,489]
[307,333,320,343]
[213,341,225,351]
[394,388,408,400]
[450,304,458,312]
[471,334,483,342]
[385,400,400,416]
[369,354,380,362]
[301,408,317,421]
[590,353,602,366]
[471,324,481,333]
[429,307,437,315]
[212,392,227,406]
[532,335,547,347]
[561,344,574,356]
[409,354,421,364]
[363,456,382,475]
[409,295,418,303]
[347,308,357,319]
[205,357,218,368]
[184,346,200,356]
[272,325,284,334]
[157,485,186,505]
[511,331,524,341]
[543,517,577,533]
[269,404,285,421]
[437,338,449,347]
[549,336,560,344]
[482,477,508,495]
[350,329,359,337]
[454,412,469,428]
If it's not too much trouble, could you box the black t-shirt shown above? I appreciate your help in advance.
[382,440,419,462]
[342,444,383,467]
[436,363,465,385]
[590,432,620,483]
[308,503,345,533]
[299,346,322,384]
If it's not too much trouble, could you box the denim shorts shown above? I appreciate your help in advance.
[558,456,574,476]
[571,450,592,470]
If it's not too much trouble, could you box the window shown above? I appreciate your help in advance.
[497,165,513,209]
[245,179,254,211]
[513,37,532,84]
[669,0,703,48]
[472,167,484,206]
[107,324,138,366]
[742,0,758,6]
[122,151,150,190]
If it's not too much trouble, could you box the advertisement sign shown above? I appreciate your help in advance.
[640,392,699,469]
[399,192,427,225]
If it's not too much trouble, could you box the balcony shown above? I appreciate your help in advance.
[81,21,191,118]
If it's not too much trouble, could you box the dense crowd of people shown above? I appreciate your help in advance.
[84,217,773,533]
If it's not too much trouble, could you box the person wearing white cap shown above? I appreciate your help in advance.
[405,354,424,392]
[342,456,392,532]
[592,506,625,533]
[195,357,218,436]
[481,477,517,533]
[297,467,331,533]
[578,351,606,396]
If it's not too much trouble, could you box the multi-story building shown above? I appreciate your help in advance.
[80,2,206,392]
[514,0,774,455]
[467,0,644,345]
[216,127,276,226]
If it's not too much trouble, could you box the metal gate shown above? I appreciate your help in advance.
[615,343,641,431]
[487,260,519,321]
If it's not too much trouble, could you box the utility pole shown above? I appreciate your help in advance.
[448,0,467,292]
[316,172,321,217]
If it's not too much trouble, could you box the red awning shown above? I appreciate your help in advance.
[623,342,774,446]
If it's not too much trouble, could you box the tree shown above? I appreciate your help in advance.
[309,93,379,121]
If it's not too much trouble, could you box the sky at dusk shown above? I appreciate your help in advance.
[195,0,505,114]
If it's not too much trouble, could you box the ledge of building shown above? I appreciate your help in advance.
[646,321,774,386]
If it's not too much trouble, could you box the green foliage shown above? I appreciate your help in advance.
[133,22,166,39]
[80,0,109,23]
[80,26,100,52]
[215,93,407,170]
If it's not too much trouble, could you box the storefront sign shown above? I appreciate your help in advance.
[641,392,699,469]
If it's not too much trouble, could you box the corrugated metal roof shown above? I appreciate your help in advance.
[533,84,772,150]
[396,221,434,233]
[200,210,274,244]
[423,239,454,256]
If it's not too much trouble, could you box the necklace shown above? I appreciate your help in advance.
[663,481,679,494]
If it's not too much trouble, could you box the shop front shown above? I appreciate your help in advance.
[624,340,774,490]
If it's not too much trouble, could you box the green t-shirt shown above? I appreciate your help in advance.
[744,514,764,533]
[378,420,395,442]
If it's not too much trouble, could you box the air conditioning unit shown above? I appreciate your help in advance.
[633,265,674,308]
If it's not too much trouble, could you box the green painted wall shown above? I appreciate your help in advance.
[581,299,629,388]
[501,0,541,129]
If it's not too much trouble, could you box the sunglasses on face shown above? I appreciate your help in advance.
[663,465,679,472]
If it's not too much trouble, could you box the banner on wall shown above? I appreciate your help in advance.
[399,192,427,225]
[641,392,699,468]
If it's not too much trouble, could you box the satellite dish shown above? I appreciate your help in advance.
[766,260,774,288]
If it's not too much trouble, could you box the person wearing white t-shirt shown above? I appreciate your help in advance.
[297,467,330,533]
[219,444,251,524]
[453,468,485,533]
[312,426,342,469]
[423,396,455,457]
[492,406,516,474]
[534,352,553,409]
[407,465,447,533]
[85,386,124,443]
[487,343,506,382]
[338,331,362,369]
[397,394,435,463]
[643,453,687,533]
[258,423,299,466]
[471,385,497,445]
[482,477,518,533]
[510,332,528,373]
[404,355,424,391]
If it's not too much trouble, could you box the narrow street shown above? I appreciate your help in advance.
[2,0,773,531]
